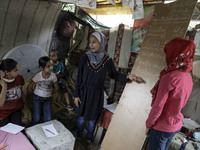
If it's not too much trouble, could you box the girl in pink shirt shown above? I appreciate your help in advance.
[146,38,195,150]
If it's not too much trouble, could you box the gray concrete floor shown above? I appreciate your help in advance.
[72,126,105,150]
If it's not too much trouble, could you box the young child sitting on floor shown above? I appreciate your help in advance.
[49,50,73,110]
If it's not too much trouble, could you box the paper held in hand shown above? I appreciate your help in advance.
[42,124,58,137]
[0,123,25,134]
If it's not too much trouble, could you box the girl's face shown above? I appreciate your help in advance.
[49,51,59,63]
[42,61,53,74]
[89,35,100,52]
[5,64,19,79]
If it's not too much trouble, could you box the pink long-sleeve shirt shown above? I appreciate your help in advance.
[146,70,193,132]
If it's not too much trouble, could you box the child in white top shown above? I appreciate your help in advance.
[27,56,59,125]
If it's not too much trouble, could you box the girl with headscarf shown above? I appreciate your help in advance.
[74,31,144,147]
[146,38,195,150]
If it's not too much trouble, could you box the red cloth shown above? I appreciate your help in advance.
[99,110,113,129]
[150,38,195,106]
[0,75,24,120]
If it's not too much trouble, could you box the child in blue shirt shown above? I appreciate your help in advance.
[49,50,73,110]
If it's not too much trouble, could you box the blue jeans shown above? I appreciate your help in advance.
[148,128,180,150]
[77,116,97,141]
[32,94,51,125]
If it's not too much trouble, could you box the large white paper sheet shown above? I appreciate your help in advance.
[42,124,58,137]
[0,123,24,134]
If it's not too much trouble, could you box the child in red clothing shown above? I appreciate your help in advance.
[0,59,25,127]
[146,38,195,150]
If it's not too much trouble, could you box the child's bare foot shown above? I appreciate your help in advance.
[66,104,73,110]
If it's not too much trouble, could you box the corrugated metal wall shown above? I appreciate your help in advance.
[0,0,62,59]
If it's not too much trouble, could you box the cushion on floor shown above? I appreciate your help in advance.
[25,120,75,150]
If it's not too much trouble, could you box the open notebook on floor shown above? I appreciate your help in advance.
[0,123,24,134]
[42,124,58,137]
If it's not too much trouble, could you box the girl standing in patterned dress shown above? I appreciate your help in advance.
[74,31,144,148]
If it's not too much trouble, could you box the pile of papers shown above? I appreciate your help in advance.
[0,123,24,134]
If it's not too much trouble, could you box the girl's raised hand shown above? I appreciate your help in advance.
[74,97,81,107]
[0,80,7,89]
[0,80,7,106]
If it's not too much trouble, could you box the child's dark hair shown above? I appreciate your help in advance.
[39,56,51,69]
[0,58,18,72]
[49,49,60,58]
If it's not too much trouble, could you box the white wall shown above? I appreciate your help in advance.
[0,0,62,59]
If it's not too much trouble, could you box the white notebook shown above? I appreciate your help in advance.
[0,123,24,134]
[42,124,58,137]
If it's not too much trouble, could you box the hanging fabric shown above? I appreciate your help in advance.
[122,0,144,19]
[122,0,134,8]
[106,0,116,5]
[59,0,96,9]
[132,0,144,19]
